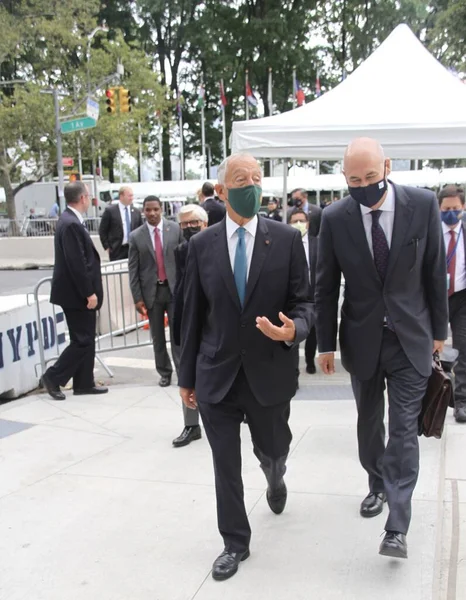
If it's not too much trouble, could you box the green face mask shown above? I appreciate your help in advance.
[228,184,262,219]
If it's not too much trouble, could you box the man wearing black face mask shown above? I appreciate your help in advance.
[172,204,208,447]
[315,138,448,560]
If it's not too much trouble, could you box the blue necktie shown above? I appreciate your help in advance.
[234,227,247,307]
[125,206,131,242]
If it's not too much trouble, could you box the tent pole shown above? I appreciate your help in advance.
[282,159,288,223]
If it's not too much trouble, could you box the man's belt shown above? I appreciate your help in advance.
[157,280,168,286]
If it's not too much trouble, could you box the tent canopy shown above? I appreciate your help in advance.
[231,24,466,160]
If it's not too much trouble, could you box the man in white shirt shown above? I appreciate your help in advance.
[178,153,312,581]
[99,186,142,261]
[439,184,466,423]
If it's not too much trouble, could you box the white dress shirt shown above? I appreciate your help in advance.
[302,233,310,270]
[146,220,164,251]
[442,220,466,293]
[359,182,395,252]
[226,214,258,278]
[118,201,131,244]
[67,205,84,224]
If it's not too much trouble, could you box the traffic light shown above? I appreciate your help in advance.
[120,88,132,113]
[106,89,117,114]
[69,172,81,182]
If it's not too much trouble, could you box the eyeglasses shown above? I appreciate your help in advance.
[180,219,201,229]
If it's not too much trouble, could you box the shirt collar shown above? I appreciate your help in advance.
[67,205,84,224]
[442,220,462,235]
[147,219,163,233]
[118,201,128,211]
[360,181,395,215]
[226,214,258,239]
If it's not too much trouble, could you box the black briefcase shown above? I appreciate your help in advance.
[418,349,457,439]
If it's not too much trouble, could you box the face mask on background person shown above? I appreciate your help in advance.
[228,185,262,219]
[182,225,202,242]
[291,221,308,237]
[441,210,463,226]
[348,169,388,208]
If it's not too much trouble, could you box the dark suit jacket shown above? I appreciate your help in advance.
[173,240,189,347]
[50,208,103,310]
[267,209,282,222]
[202,197,226,226]
[99,203,143,260]
[178,216,313,406]
[315,183,448,381]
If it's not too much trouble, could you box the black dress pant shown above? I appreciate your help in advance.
[305,326,317,367]
[110,244,129,261]
[199,368,292,553]
[46,308,96,390]
[351,328,428,534]
[449,288,466,408]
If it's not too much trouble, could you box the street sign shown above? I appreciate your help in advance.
[60,117,96,134]
[86,97,99,121]
[62,157,74,167]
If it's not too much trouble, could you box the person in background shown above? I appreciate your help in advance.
[439,184,466,423]
[289,188,322,237]
[41,181,107,400]
[99,186,142,261]
[288,208,318,383]
[48,202,59,219]
[316,137,447,560]
[199,181,226,226]
[172,203,209,448]
[128,195,183,387]
[267,197,282,222]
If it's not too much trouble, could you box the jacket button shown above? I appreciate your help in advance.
[241,349,246,356]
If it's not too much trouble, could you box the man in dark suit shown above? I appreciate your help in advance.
[438,184,466,423]
[288,208,318,383]
[315,138,448,559]
[99,186,142,261]
[41,182,108,400]
[172,203,208,448]
[179,154,312,581]
[128,196,183,387]
[200,181,226,226]
[289,188,322,238]
[266,197,282,222]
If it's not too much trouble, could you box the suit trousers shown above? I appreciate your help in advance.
[147,284,180,380]
[110,244,129,262]
[351,328,428,534]
[304,326,317,366]
[46,308,96,390]
[449,288,466,408]
[199,368,292,553]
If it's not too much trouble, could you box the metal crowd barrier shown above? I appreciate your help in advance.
[0,216,102,237]
[33,259,153,377]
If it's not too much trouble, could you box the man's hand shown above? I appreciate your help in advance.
[87,294,98,310]
[256,312,296,342]
[180,388,197,410]
[433,340,445,355]
[135,301,147,316]
[318,353,335,375]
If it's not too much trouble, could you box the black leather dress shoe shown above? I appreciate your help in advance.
[40,372,65,401]
[73,386,108,395]
[159,376,171,387]
[454,404,466,423]
[172,426,202,447]
[306,362,317,374]
[379,531,408,559]
[360,492,387,518]
[212,549,250,581]
[267,479,287,514]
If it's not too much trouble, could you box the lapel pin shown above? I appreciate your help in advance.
[265,239,270,245]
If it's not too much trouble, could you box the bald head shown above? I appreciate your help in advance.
[343,137,390,189]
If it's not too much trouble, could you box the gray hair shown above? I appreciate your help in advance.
[217,153,260,184]
[65,181,87,204]
[177,203,208,223]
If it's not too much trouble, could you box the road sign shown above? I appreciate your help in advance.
[62,157,74,167]
[86,97,99,121]
[60,117,96,134]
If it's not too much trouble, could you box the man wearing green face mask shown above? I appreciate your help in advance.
[178,153,313,581]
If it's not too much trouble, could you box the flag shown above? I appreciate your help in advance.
[245,81,257,106]
[315,71,321,97]
[197,85,205,109]
[294,78,305,106]
[219,80,227,107]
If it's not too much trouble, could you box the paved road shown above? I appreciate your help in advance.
[0,269,53,295]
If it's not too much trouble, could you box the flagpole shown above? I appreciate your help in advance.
[267,67,273,116]
[178,97,185,180]
[221,78,227,160]
[245,69,249,121]
[292,65,297,110]
[200,80,206,179]
[158,116,163,181]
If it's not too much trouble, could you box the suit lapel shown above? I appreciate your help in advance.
[214,220,242,311]
[244,217,271,308]
[142,223,155,259]
[162,219,171,258]
[345,198,381,284]
[385,184,415,282]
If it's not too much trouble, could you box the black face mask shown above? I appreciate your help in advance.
[183,226,202,242]
[348,169,388,208]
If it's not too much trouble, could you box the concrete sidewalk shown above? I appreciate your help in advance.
[0,375,464,600]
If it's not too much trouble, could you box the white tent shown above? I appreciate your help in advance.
[231,24,466,160]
